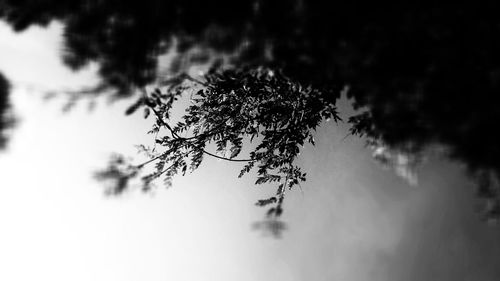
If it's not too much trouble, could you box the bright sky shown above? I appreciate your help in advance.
[1,21,500,281]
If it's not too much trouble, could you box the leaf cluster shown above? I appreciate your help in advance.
[97,67,341,216]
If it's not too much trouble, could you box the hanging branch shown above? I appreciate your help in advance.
[96,66,341,220]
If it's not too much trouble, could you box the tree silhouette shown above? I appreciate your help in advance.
[2,1,500,221]
[0,72,13,149]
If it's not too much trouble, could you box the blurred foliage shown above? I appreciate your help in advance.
[2,1,500,221]
[0,72,13,149]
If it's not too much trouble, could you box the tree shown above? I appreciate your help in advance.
[0,72,13,149]
[1,1,500,221]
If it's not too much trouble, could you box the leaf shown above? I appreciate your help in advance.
[275,206,283,217]
[308,135,315,145]
[143,107,150,119]
[230,146,241,159]
[197,89,205,97]
[255,176,268,185]
[266,208,276,218]
[125,99,143,115]
[238,161,255,178]
[255,197,277,206]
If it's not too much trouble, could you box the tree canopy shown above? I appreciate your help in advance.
[1,0,500,220]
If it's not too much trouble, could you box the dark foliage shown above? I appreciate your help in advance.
[96,68,336,219]
[2,1,500,220]
[0,72,13,149]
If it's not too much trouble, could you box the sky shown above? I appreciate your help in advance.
[1,20,500,281]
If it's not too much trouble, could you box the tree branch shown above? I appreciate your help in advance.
[149,102,254,163]
[200,149,254,162]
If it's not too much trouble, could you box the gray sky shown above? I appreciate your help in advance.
[1,20,500,281]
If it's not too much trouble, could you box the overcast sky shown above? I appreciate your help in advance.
[1,20,500,281]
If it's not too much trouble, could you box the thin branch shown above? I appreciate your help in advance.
[181,116,231,141]
[135,147,175,169]
[149,102,255,163]
[150,106,182,139]
[65,82,111,96]
[201,149,254,162]
[143,149,193,182]
[150,161,177,179]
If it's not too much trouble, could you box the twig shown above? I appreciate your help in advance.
[200,149,254,162]
[149,101,254,163]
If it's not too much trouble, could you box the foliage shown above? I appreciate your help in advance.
[97,67,341,218]
[2,1,500,221]
[0,72,13,149]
